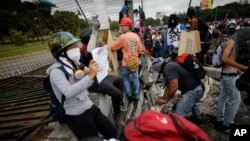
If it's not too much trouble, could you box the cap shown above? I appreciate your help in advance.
[120,17,132,26]
[152,57,164,71]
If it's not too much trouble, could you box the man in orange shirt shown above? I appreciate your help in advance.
[110,17,144,107]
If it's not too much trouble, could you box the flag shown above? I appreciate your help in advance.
[200,0,213,10]
[223,13,228,23]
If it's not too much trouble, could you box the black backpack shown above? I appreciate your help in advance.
[176,53,206,79]
[43,66,68,123]
[154,39,162,50]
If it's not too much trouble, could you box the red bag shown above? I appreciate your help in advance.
[125,110,211,141]
[175,53,206,79]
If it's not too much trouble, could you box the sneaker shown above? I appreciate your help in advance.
[220,124,230,135]
[126,95,134,102]
[187,114,203,125]
[114,113,125,127]
[188,116,203,125]
[214,121,223,127]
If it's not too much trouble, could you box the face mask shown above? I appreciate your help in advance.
[66,47,81,62]
[185,23,191,28]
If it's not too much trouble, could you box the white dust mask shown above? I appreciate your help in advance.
[66,47,81,62]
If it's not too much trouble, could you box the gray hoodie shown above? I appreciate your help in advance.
[46,60,94,115]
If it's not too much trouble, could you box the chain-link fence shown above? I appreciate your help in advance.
[0,0,124,79]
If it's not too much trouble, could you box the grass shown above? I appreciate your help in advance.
[0,30,118,59]
[0,41,49,59]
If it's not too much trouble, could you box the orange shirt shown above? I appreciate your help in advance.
[110,31,142,66]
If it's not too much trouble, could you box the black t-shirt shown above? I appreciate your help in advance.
[163,62,201,93]
[143,32,152,48]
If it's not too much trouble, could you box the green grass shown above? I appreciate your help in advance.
[0,31,118,59]
[0,41,49,59]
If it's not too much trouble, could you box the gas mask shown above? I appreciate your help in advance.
[74,63,88,80]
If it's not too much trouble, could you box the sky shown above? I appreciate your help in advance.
[21,0,241,20]
[132,0,238,18]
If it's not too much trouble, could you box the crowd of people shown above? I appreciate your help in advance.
[45,0,250,140]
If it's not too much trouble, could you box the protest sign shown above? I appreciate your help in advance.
[93,0,109,30]
[91,45,109,83]
[178,30,201,55]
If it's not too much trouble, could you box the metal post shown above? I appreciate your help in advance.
[75,0,89,26]
[141,0,143,10]
[215,7,217,21]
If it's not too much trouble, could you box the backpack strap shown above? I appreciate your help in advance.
[57,65,69,105]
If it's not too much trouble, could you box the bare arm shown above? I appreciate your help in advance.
[156,79,178,104]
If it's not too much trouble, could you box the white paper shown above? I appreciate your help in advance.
[91,45,109,83]
[93,0,110,30]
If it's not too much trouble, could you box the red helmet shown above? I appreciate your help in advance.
[120,17,132,26]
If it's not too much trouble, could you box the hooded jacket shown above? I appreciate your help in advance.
[46,58,94,115]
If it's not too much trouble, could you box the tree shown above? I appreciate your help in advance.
[145,18,157,27]
[110,21,119,31]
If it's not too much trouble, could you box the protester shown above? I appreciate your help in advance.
[215,27,249,135]
[187,6,210,65]
[132,9,142,37]
[79,16,125,127]
[47,31,117,140]
[152,57,204,124]
[119,0,131,24]
[152,30,163,58]
[164,14,186,60]
[110,17,145,117]
[143,27,153,56]
[117,0,132,65]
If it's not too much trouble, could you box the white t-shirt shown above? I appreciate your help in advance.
[133,13,140,26]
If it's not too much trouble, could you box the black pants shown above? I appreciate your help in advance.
[197,43,210,65]
[88,75,124,115]
[66,105,117,140]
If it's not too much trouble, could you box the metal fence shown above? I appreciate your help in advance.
[0,0,123,79]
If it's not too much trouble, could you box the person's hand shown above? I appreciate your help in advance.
[88,60,99,80]
[155,98,168,105]
[91,15,100,36]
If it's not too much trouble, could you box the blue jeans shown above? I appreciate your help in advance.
[217,76,240,127]
[175,85,204,120]
[120,66,140,100]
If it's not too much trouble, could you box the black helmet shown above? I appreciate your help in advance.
[187,6,196,17]
[79,27,92,44]
[48,31,80,58]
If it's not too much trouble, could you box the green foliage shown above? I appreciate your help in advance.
[145,17,157,26]
[9,29,26,46]
[110,21,119,31]
[144,2,250,25]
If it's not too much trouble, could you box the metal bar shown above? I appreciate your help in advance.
[0,115,53,139]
